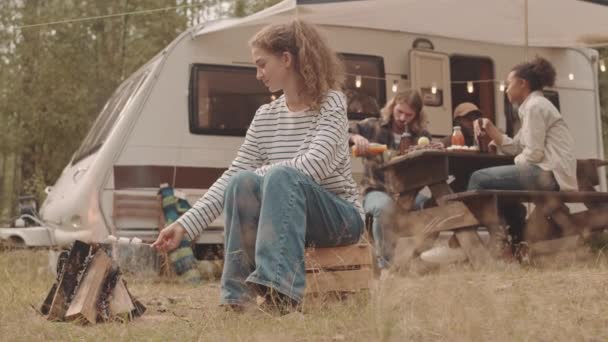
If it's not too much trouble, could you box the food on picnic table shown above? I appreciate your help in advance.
[417,136,430,146]
[389,141,445,160]
[351,143,387,157]
[446,145,479,152]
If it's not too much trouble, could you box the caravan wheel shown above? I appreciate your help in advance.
[0,236,25,250]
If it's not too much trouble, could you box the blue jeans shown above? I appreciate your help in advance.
[363,191,394,269]
[221,166,363,305]
[468,164,559,192]
[363,191,427,268]
[468,164,559,243]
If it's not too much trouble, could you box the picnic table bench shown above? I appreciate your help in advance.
[441,189,608,257]
[380,149,608,268]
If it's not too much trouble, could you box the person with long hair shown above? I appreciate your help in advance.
[468,57,577,254]
[152,20,364,314]
[350,89,430,268]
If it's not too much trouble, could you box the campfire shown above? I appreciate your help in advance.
[40,240,146,324]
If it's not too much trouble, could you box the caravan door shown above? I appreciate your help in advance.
[409,50,452,136]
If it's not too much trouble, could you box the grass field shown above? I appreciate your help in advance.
[1,247,607,341]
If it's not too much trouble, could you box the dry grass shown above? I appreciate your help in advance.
[1,248,608,341]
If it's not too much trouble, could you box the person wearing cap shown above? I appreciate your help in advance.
[442,102,484,147]
[453,102,484,146]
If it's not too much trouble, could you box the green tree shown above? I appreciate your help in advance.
[1,0,189,223]
[598,47,608,159]
[231,0,282,17]
[0,0,26,224]
[0,0,279,225]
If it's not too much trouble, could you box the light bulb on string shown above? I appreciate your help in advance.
[431,82,437,94]
[355,75,362,88]
[568,73,574,81]
[392,80,398,93]
[499,81,505,92]
[600,59,606,73]
[467,81,474,94]
[270,94,276,101]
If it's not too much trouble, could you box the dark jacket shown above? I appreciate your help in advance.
[350,117,431,194]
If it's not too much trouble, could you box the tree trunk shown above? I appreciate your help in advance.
[0,152,5,225]
[1,152,17,225]
[119,0,130,81]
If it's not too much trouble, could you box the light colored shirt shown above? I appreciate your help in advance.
[393,132,402,146]
[498,91,578,191]
[177,90,364,240]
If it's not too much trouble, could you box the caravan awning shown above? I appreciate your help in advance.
[196,0,608,48]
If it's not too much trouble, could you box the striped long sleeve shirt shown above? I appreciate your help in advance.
[177,90,364,240]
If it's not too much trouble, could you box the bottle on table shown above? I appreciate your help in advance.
[351,143,387,157]
[399,131,413,155]
[476,118,491,153]
[451,126,465,146]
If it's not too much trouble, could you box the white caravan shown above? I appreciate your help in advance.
[2,0,607,249]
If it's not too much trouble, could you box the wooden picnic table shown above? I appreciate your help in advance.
[381,150,513,267]
[382,149,514,195]
[380,149,608,268]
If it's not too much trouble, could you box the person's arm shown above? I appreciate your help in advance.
[254,92,348,183]
[350,134,370,156]
[352,117,387,155]
[175,108,266,240]
[348,120,361,138]
[475,118,503,145]
[497,132,524,156]
[514,105,549,164]
[475,118,522,155]
[350,121,370,155]
[349,117,378,141]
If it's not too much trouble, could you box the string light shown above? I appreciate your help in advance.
[600,59,606,73]
[15,3,210,30]
[341,73,597,88]
[431,82,437,94]
[391,80,398,93]
[270,94,276,101]
[568,73,574,81]
[499,81,506,92]
[355,75,362,88]
[467,81,474,94]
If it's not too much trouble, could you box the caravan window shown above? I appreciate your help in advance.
[339,53,386,120]
[71,68,150,165]
[189,57,386,136]
[189,64,272,137]
[542,90,560,111]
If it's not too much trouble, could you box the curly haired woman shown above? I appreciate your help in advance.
[153,20,363,314]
